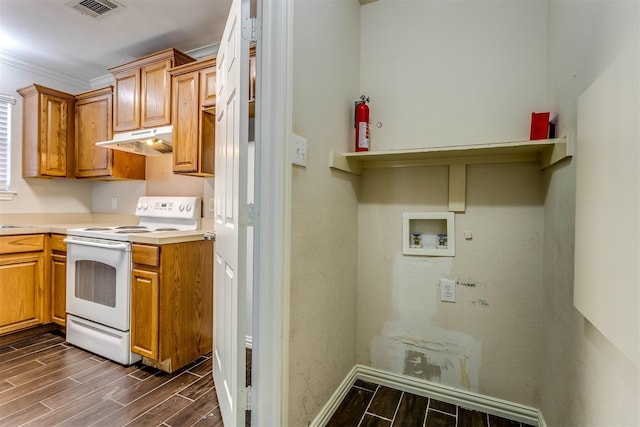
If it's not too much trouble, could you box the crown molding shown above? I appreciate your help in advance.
[0,94,16,104]
[0,50,90,92]
[90,74,115,89]
[1,44,219,93]
[186,43,220,59]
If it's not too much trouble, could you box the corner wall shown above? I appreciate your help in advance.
[541,1,640,425]
[289,0,361,424]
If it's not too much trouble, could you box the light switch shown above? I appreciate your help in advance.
[292,133,307,167]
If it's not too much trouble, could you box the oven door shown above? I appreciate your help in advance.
[64,237,132,331]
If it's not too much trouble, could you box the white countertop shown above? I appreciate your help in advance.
[0,215,214,244]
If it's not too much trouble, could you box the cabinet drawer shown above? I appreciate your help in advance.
[50,234,67,252]
[132,244,160,267]
[0,234,45,254]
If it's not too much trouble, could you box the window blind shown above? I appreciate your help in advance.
[0,94,15,192]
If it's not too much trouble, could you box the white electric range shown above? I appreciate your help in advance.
[64,196,202,365]
[67,196,202,241]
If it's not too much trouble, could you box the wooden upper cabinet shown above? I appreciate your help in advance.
[112,68,140,132]
[169,56,216,177]
[141,60,173,128]
[109,48,195,132]
[18,84,75,178]
[200,65,217,108]
[75,87,145,180]
[168,46,255,177]
[75,87,112,177]
[172,71,201,174]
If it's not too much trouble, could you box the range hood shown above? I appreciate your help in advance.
[96,125,173,156]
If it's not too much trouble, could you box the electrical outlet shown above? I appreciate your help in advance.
[292,133,307,167]
[111,197,118,210]
[440,279,456,303]
[208,198,215,212]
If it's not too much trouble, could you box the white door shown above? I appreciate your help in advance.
[213,0,251,423]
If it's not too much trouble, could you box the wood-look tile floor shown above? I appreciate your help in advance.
[0,332,222,427]
[327,379,536,427]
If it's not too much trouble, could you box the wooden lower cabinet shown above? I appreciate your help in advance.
[131,239,213,373]
[0,235,45,335]
[49,234,67,327]
[131,268,159,359]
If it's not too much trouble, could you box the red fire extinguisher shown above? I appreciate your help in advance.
[355,95,370,152]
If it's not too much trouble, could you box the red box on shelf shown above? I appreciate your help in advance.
[530,112,550,140]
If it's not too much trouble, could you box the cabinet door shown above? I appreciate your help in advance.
[76,90,112,178]
[141,60,172,128]
[200,66,217,108]
[131,268,159,359]
[114,69,140,132]
[0,252,44,335]
[172,71,199,173]
[50,253,66,327]
[200,108,215,176]
[40,92,73,177]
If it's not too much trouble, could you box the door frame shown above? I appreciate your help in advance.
[253,0,293,425]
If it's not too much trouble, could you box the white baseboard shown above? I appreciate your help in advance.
[310,364,546,427]
[310,365,359,427]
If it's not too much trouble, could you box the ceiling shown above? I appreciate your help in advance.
[0,0,233,84]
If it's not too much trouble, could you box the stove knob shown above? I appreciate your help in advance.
[143,203,148,210]
[137,203,142,210]
[179,204,185,212]
[185,204,192,212]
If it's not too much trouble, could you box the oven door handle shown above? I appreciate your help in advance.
[63,237,131,251]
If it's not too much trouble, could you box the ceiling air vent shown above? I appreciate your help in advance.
[66,0,123,19]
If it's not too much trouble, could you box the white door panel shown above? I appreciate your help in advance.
[213,0,250,423]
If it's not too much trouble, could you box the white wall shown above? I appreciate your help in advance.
[360,0,548,150]
[289,0,361,424]
[358,163,545,405]
[542,1,640,425]
[356,0,548,407]
[0,57,93,214]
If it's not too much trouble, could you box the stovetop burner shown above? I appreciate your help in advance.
[66,196,202,241]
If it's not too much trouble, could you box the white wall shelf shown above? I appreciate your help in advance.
[330,136,572,212]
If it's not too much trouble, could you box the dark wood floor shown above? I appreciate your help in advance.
[327,379,536,427]
[2,332,536,427]
[0,332,222,426]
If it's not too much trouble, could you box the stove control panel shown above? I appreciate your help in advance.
[135,196,201,219]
